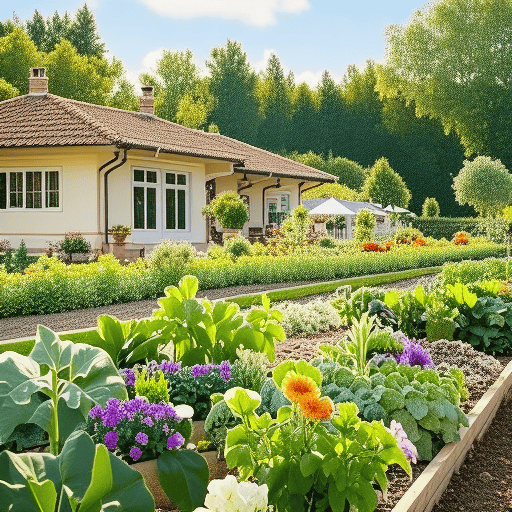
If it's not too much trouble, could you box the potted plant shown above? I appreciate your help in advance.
[59,231,91,262]
[109,224,132,244]
[202,191,249,240]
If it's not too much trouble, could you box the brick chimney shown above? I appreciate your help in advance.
[29,67,48,95]
[139,85,154,115]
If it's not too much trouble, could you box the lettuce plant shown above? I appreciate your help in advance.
[0,325,126,455]
[223,362,411,512]
[0,430,155,512]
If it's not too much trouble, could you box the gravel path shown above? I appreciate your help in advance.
[0,274,437,342]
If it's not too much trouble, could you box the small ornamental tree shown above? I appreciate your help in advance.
[354,208,376,242]
[422,197,440,217]
[363,157,411,208]
[453,156,512,217]
[202,191,249,229]
[281,205,312,248]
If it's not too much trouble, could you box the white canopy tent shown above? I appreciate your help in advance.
[308,197,353,216]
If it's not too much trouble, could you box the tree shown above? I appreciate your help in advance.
[67,4,105,57]
[26,10,47,51]
[207,40,260,143]
[0,78,18,100]
[0,28,42,94]
[289,82,318,154]
[362,157,411,208]
[45,11,72,52]
[45,40,116,105]
[109,77,139,111]
[176,79,215,130]
[145,49,200,122]
[422,197,441,217]
[354,209,375,242]
[257,53,292,152]
[378,0,512,170]
[452,156,512,217]
[302,183,358,201]
[326,155,367,191]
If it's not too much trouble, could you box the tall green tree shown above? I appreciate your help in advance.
[289,82,318,154]
[26,10,47,51]
[67,4,105,57]
[45,11,72,53]
[144,49,199,122]
[0,28,41,94]
[316,71,346,155]
[176,78,215,129]
[362,157,411,208]
[0,78,18,100]
[378,0,512,169]
[109,77,139,111]
[207,39,260,143]
[257,53,292,152]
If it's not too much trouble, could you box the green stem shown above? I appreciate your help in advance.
[49,370,59,456]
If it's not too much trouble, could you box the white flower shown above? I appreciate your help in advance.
[195,475,269,512]
[174,403,194,419]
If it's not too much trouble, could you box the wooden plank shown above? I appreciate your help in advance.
[391,360,512,512]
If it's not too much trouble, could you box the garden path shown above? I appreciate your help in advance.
[0,275,435,342]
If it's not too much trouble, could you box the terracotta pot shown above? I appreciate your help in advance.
[132,451,228,510]
[222,228,241,242]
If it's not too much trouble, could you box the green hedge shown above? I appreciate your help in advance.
[440,257,512,285]
[410,217,485,239]
[0,243,505,319]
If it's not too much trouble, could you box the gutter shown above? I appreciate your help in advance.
[299,182,323,203]
[233,167,335,183]
[98,151,121,235]
[262,178,281,226]
[103,148,129,245]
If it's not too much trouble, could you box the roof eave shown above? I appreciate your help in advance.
[233,167,336,183]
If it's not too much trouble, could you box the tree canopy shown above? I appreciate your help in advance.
[453,156,512,217]
[378,0,512,170]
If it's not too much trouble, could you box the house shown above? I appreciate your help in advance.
[303,197,402,238]
[0,68,335,257]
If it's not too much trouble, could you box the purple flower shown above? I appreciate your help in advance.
[121,368,135,387]
[162,423,169,434]
[219,360,231,382]
[104,431,119,450]
[191,364,214,378]
[395,339,434,368]
[135,432,148,445]
[102,399,124,428]
[142,416,154,427]
[88,405,103,419]
[167,432,185,450]
[389,420,418,464]
[129,446,142,461]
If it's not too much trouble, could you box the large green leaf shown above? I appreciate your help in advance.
[224,387,261,418]
[157,449,208,512]
[96,315,126,365]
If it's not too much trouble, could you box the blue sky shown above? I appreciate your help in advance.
[3,0,424,87]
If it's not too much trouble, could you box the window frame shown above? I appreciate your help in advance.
[0,167,62,211]
[131,166,191,235]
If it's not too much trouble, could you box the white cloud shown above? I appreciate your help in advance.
[136,0,310,27]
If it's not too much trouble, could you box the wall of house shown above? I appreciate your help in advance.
[0,146,102,252]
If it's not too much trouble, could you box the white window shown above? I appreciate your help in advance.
[267,192,291,226]
[132,167,190,235]
[0,168,61,210]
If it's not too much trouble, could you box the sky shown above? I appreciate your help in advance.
[2,0,425,88]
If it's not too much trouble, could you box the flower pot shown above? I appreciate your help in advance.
[133,451,228,510]
[222,228,241,242]
[111,232,128,244]
[71,253,89,263]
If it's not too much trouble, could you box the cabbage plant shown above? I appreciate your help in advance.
[0,325,126,455]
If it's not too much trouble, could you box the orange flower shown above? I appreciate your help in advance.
[298,394,334,421]
[282,372,319,403]
[413,237,427,247]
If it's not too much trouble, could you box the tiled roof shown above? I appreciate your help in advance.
[0,93,335,182]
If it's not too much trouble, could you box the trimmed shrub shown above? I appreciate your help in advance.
[202,191,249,229]
[60,232,91,255]
[224,235,251,259]
[354,209,375,242]
[422,197,440,217]
[145,240,196,269]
